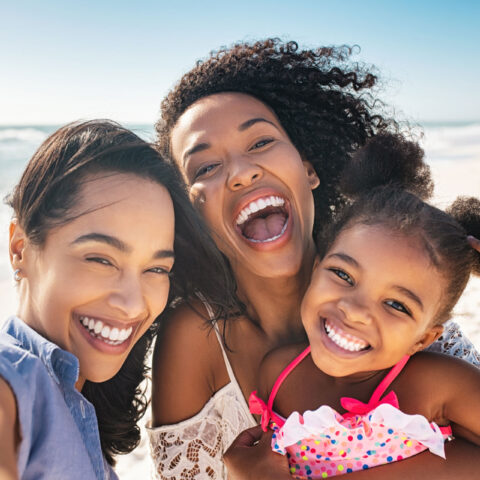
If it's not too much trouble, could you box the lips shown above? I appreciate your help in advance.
[234,193,289,244]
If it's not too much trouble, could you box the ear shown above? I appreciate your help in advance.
[303,161,320,190]
[9,219,28,271]
[408,324,444,354]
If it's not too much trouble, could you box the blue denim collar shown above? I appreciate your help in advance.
[3,316,79,387]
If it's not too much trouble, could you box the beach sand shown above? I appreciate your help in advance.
[113,150,480,478]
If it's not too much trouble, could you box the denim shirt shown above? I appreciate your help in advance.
[0,316,118,480]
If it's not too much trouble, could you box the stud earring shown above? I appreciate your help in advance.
[13,269,22,282]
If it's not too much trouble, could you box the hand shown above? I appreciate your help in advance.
[467,235,480,254]
[223,426,290,480]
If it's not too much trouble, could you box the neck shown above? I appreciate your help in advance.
[233,243,316,344]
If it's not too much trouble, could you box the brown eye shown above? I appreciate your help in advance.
[86,257,112,267]
[329,268,354,286]
[194,163,219,180]
[250,138,274,150]
[385,299,410,315]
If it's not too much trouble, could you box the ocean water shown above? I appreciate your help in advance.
[0,121,479,317]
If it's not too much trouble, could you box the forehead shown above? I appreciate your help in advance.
[170,93,282,156]
[330,224,434,267]
[47,173,175,246]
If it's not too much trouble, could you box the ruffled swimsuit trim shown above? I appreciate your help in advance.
[249,347,452,478]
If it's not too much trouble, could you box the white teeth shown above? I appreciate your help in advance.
[100,325,110,338]
[324,319,368,352]
[78,316,134,346]
[235,196,285,226]
[110,328,119,341]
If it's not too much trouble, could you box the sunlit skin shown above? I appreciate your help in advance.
[301,224,445,380]
[171,92,320,284]
[11,174,175,390]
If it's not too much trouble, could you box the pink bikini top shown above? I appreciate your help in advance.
[250,346,452,437]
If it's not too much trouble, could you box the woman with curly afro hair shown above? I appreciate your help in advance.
[149,39,480,479]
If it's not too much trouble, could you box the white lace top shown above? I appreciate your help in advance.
[147,323,256,479]
[148,319,479,479]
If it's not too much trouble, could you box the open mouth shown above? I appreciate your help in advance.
[235,195,289,243]
[78,315,134,346]
[324,318,370,353]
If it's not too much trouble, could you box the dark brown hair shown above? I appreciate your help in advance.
[322,133,480,324]
[156,38,399,236]
[7,120,238,464]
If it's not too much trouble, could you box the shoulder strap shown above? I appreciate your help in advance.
[267,346,311,412]
[369,354,410,405]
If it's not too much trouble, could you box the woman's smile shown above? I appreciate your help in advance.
[232,188,292,250]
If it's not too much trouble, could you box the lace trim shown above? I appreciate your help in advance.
[426,321,480,366]
[148,383,255,479]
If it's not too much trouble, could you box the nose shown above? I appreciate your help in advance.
[108,273,148,320]
[226,155,262,190]
[337,296,374,326]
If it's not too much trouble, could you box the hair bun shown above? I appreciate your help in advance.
[447,196,480,276]
[341,133,433,200]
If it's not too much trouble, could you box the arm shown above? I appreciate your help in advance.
[0,376,19,480]
[224,429,480,480]
[439,353,480,445]
[149,303,234,479]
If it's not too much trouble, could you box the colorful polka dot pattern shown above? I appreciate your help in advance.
[270,412,447,479]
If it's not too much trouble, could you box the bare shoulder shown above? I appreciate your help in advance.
[0,376,19,478]
[257,343,307,401]
[151,301,228,425]
[405,350,480,382]
[395,351,480,416]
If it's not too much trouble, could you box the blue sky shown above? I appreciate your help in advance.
[1,0,479,124]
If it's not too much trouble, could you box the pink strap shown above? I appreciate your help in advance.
[340,355,410,417]
[249,346,311,432]
[370,354,410,405]
[267,346,311,412]
[249,391,286,431]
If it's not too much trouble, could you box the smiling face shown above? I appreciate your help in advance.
[301,224,445,378]
[12,173,175,388]
[170,92,319,280]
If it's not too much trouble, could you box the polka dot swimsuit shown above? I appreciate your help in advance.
[249,347,451,478]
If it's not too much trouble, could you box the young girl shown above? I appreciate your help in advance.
[249,134,480,478]
[0,120,235,479]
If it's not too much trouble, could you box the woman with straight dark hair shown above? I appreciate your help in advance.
[0,120,237,479]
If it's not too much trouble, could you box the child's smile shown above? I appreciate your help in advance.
[301,224,445,378]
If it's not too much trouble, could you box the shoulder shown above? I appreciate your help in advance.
[398,351,480,407]
[0,334,44,395]
[151,301,230,425]
[0,375,19,479]
[257,343,307,401]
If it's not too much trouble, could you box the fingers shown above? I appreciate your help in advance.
[227,425,264,448]
[467,235,480,253]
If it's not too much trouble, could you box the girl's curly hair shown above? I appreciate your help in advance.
[157,38,398,235]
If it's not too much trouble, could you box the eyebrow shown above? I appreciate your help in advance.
[326,252,360,268]
[392,286,424,312]
[182,117,279,165]
[71,233,175,260]
[238,117,278,131]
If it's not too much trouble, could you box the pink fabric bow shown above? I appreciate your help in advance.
[249,391,271,431]
[341,390,399,418]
